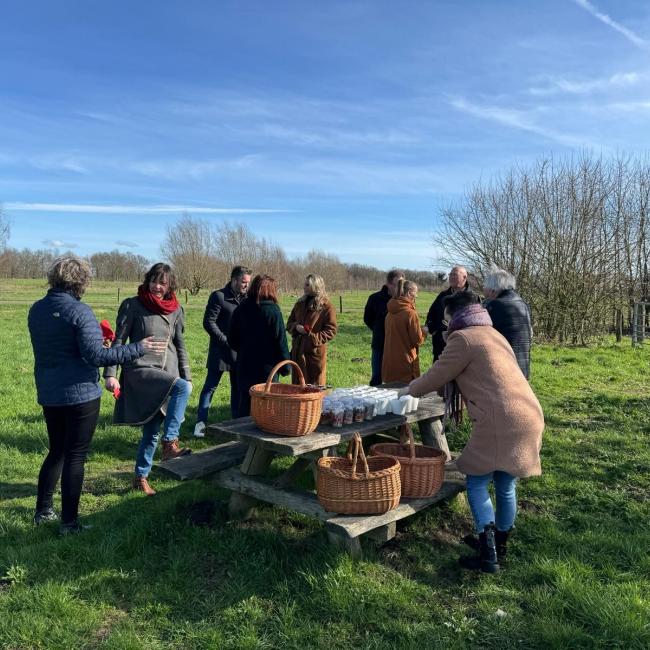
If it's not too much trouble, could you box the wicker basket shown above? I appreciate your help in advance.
[317,433,401,514]
[370,424,445,498]
[249,360,324,437]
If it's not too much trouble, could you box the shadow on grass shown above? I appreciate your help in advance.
[0,482,36,500]
[0,483,347,623]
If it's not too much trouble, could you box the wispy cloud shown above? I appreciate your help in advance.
[449,97,594,148]
[529,71,642,95]
[43,239,78,248]
[0,153,89,174]
[6,202,290,214]
[572,0,648,49]
[601,100,650,113]
[115,240,139,247]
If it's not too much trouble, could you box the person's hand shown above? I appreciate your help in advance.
[296,324,306,334]
[105,377,120,393]
[397,387,410,398]
[141,336,167,354]
[421,325,429,335]
[102,338,112,349]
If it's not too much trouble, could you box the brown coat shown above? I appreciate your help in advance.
[409,326,544,478]
[382,298,426,383]
[286,298,337,385]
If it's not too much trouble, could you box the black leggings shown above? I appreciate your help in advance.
[37,398,101,524]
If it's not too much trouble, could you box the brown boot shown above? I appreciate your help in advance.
[161,439,192,461]
[133,476,156,496]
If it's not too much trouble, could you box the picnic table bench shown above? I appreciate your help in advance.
[206,391,465,556]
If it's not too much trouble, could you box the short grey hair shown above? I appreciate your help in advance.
[47,256,92,298]
[484,266,516,293]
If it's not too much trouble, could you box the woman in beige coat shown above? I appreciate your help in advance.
[401,291,544,573]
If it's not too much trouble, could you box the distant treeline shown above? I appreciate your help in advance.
[0,216,446,293]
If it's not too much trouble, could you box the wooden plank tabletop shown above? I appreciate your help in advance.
[208,394,445,456]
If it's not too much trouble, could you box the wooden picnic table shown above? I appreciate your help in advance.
[208,388,465,556]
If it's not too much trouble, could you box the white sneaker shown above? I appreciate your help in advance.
[193,422,206,438]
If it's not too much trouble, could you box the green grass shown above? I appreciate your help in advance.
[1,280,649,649]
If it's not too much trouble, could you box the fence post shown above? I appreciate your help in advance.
[339,295,343,314]
[637,302,646,345]
[185,290,188,304]
[615,309,623,343]
[117,287,120,304]
[632,303,639,346]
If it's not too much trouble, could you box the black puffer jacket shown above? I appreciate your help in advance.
[29,289,144,407]
[484,289,532,378]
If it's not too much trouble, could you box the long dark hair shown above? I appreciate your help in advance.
[143,263,178,298]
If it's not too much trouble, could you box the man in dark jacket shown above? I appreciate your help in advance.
[194,266,251,435]
[363,269,404,385]
[483,267,532,379]
[425,266,469,361]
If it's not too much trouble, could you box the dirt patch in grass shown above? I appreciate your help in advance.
[176,499,227,528]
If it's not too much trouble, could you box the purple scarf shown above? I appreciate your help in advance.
[447,304,492,334]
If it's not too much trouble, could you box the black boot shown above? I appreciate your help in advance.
[495,528,510,562]
[463,527,511,562]
[459,524,500,573]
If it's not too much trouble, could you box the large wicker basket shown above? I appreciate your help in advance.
[249,360,323,437]
[317,433,401,514]
[370,424,445,498]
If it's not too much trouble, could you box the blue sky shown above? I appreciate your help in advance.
[2,0,650,270]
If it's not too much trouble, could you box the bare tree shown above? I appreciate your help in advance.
[90,250,150,281]
[436,153,650,342]
[160,213,220,294]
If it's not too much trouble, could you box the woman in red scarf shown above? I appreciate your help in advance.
[104,263,192,495]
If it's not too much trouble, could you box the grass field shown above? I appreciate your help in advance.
[1,280,649,649]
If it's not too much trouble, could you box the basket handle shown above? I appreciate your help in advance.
[399,424,416,460]
[346,433,370,479]
[264,360,305,393]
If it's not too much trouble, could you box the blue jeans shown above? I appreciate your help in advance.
[465,471,518,533]
[135,378,192,478]
[370,348,383,386]
[197,366,239,422]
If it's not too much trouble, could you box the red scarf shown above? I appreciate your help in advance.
[137,284,179,315]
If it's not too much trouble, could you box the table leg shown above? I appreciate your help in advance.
[419,417,450,460]
[326,529,362,558]
[228,444,275,519]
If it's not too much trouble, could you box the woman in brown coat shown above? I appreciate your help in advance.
[286,274,337,386]
[382,280,426,383]
[401,291,544,573]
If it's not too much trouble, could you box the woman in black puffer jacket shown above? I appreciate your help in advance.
[28,256,165,535]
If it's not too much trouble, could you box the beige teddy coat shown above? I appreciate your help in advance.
[408,326,544,478]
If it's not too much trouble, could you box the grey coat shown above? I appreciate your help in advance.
[104,297,191,425]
